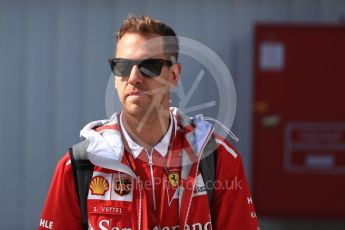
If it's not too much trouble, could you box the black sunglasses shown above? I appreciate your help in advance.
[108,58,173,78]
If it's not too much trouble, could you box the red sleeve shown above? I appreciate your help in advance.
[213,139,259,230]
[38,153,82,230]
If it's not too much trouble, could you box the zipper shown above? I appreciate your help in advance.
[183,126,214,228]
[146,149,156,210]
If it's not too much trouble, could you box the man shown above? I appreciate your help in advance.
[39,15,259,230]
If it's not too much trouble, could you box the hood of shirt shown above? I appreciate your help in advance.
[79,107,214,177]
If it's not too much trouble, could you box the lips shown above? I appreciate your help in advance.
[125,91,150,100]
[127,91,149,96]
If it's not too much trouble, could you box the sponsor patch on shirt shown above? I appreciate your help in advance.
[90,176,109,196]
[88,172,112,200]
[88,171,133,202]
[193,174,207,197]
[111,173,133,201]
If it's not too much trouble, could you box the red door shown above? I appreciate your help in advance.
[252,24,345,218]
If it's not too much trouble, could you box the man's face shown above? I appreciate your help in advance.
[115,33,180,118]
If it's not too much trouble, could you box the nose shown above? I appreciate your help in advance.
[127,65,144,85]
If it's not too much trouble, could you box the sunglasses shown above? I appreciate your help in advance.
[108,58,173,78]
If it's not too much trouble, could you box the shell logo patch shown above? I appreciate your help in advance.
[114,174,132,196]
[168,172,179,188]
[90,176,109,196]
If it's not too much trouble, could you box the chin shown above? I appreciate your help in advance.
[124,104,149,118]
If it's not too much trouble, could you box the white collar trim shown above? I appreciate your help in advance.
[120,112,174,159]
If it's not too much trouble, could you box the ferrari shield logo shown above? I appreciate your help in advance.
[168,172,179,188]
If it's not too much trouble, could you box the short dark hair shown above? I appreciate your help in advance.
[116,15,179,61]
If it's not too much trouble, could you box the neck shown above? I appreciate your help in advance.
[121,108,170,150]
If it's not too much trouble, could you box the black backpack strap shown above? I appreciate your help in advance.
[69,140,94,230]
[199,134,217,223]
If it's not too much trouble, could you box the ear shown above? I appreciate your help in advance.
[169,63,182,87]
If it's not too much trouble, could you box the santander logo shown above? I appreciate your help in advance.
[98,219,212,230]
[98,220,132,230]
